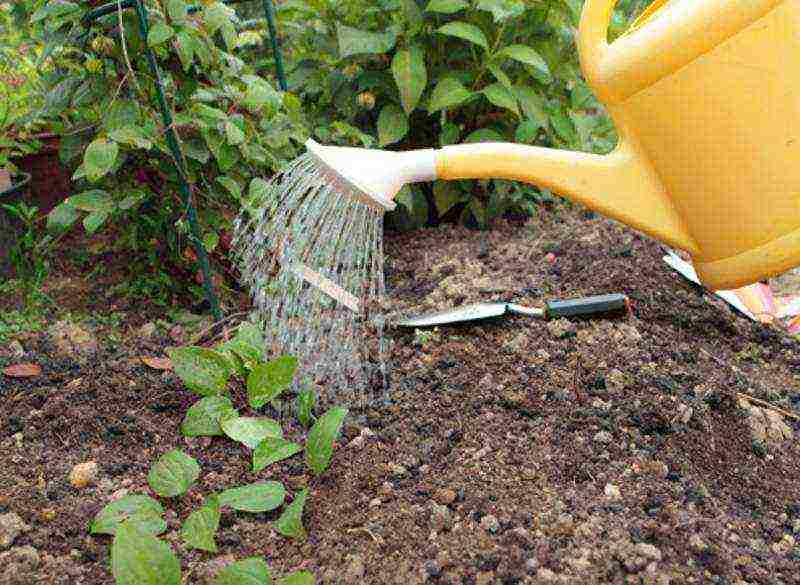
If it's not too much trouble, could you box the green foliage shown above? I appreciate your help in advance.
[181,495,221,553]
[181,395,238,437]
[275,0,651,228]
[246,355,298,408]
[305,407,348,476]
[215,558,272,585]
[252,438,303,473]
[111,520,181,585]
[274,488,308,540]
[90,495,166,537]
[30,0,306,298]
[221,416,282,449]
[147,449,200,497]
[218,482,286,513]
[166,347,232,396]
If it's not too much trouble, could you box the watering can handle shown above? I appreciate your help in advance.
[576,0,619,79]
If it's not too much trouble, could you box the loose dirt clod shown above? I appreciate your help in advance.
[0,513,29,549]
[68,462,98,489]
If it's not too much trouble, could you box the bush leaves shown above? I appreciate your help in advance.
[428,77,472,114]
[147,450,200,497]
[279,571,315,585]
[337,24,397,57]
[219,482,286,513]
[436,22,488,49]
[111,520,181,585]
[274,488,308,540]
[377,104,409,147]
[305,407,348,476]
[83,138,118,182]
[391,47,427,115]
[253,438,303,473]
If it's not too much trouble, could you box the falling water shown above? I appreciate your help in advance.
[232,154,391,407]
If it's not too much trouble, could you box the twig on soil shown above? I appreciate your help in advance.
[699,348,800,421]
[346,526,384,545]
[188,311,248,345]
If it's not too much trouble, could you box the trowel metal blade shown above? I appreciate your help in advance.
[396,302,508,327]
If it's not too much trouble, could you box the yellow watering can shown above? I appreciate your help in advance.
[304,0,800,291]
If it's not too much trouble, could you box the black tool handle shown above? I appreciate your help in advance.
[545,293,628,318]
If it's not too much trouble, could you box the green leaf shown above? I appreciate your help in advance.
[90,495,165,536]
[225,321,265,367]
[336,24,397,58]
[464,128,505,143]
[433,182,463,217]
[111,520,181,585]
[295,387,316,428]
[487,63,513,91]
[425,0,468,14]
[218,482,286,513]
[118,190,147,211]
[248,178,273,206]
[181,495,220,553]
[391,47,427,115]
[83,138,118,182]
[247,356,298,409]
[203,231,219,253]
[166,347,231,396]
[67,190,114,212]
[225,121,245,146]
[278,571,314,585]
[305,407,348,476]
[147,450,200,498]
[274,488,308,540]
[215,558,272,585]
[243,78,281,114]
[515,119,542,144]
[47,202,78,234]
[221,22,237,50]
[167,0,188,24]
[436,22,488,49]
[181,396,238,437]
[203,2,233,34]
[513,86,548,127]
[439,122,461,146]
[253,438,303,473]
[498,45,551,84]
[31,1,79,23]
[83,211,109,234]
[176,31,195,71]
[549,108,577,144]
[216,176,242,200]
[110,126,153,149]
[482,83,519,116]
[428,77,473,113]
[148,22,175,47]
[221,417,282,450]
[377,104,409,147]
[476,0,525,22]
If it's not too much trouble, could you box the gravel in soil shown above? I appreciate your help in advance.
[1,208,800,584]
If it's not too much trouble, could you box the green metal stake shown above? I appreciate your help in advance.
[261,0,288,91]
[131,0,223,321]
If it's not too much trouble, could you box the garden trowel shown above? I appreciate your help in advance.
[396,293,628,328]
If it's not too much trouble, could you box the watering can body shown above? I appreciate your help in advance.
[436,0,800,290]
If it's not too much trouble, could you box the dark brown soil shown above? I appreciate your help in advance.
[2,207,799,585]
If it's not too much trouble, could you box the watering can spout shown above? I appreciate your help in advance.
[434,140,699,255]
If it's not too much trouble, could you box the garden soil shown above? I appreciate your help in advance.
[1,207,799,584]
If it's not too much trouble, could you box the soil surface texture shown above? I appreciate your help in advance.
[2,207,800,585]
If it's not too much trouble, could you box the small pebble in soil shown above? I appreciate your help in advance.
[594,430,613,444]
[604,483,622,500]
[480,514,500,534]
[547,318,576,339]
[388,463,407,478]
[429,503,452,532]
[434,489,457,506]
[369,497,382,508]
[379,482,393,499]
[344,554,365,585]
[424,559,442,579]
[677,403,694,424]
[69,461,99,488]
[0,513,30,549]
[525,558,539,574]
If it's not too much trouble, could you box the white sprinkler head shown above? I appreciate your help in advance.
[305,139,438,213]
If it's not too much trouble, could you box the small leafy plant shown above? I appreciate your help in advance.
[89,321,350,584]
